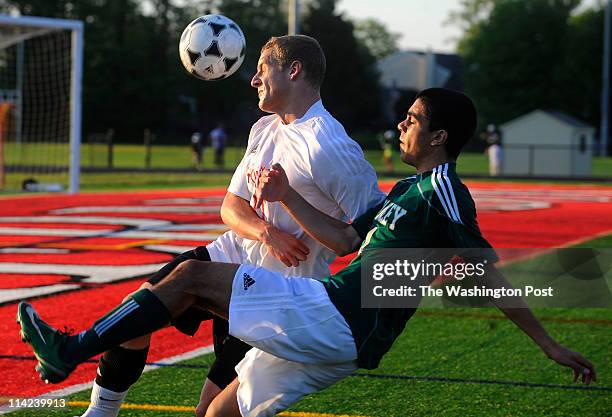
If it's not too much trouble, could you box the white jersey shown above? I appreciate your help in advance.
[208,100,384,278]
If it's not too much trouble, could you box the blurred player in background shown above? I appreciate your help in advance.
[75,34,384,417]
[483,123,502,176]
[209,123,228,168]
[379,128,395,172]
[190,131,205,170]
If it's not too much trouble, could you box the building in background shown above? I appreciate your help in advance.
[500,110,595,178]
[376,50,463,126]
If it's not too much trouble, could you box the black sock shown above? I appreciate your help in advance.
[96,346,149,392]
[212,317,229,356]
[65,289,171,364]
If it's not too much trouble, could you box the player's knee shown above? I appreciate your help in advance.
[203,400,223,417]
[169,259,209,288]
[205,399,240,417]
[173,258,201,276]
[198,378,223,417]
[196,395,217,417]
[195,404,207,417]
[204,379,240,417]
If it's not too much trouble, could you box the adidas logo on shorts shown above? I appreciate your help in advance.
[243,273,255,290]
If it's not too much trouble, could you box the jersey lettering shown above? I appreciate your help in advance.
[246,165,267,220]
[388,206,407,230]
[246,165,266,190]
[374,201,407,231]
[373,201,394,225]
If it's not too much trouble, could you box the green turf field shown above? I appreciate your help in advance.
[8,236,611,417]
[9,311,611,417]
[2,143,611,192]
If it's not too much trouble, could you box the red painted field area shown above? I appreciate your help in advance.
[0,182,611,398]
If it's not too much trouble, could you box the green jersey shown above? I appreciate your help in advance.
[323,162,497,369]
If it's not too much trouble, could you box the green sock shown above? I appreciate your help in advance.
[65,289,171,363]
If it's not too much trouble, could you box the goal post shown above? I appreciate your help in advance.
[0,14,83,193]
[0,102,10,189]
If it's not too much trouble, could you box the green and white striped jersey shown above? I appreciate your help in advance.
[323,162,497,369]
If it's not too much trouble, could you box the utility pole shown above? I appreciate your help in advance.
[288,0,299,35]
[600,0,611,156]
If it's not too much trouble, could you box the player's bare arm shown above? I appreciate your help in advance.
[221,191,309,267]
[255,163,362,256]
[483,264,597,384]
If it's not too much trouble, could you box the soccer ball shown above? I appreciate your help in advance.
[179,14,246,81]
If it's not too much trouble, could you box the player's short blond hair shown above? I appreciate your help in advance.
[261,35,326,89]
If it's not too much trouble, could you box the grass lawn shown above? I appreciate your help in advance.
[1,143,611,193]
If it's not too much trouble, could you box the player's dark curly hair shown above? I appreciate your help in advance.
[262,35,326,88]
[416,88,477,159]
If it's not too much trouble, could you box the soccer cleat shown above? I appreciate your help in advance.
[16,301,76,384]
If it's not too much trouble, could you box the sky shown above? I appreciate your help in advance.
[337,0,463,53]
[336,0,603,54]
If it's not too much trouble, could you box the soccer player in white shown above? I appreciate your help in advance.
[79,35,384,417]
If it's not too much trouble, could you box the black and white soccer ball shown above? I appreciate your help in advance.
[179,14,246,81]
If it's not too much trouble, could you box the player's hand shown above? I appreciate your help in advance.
[260,224,309,267]
[253,163,290,209]
[545,344,597,385]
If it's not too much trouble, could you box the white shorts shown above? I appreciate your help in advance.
[235,348,357,417]
[206,230,246,264]
[229,264,358,417]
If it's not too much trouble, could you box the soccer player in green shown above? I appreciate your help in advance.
[18,88,596,417]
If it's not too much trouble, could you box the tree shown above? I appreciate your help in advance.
[302,0,384,130]
[453,0,609,153]
[353,17,400,61]
[456,0,582,125]
[0,0,79,17]
[552,7,605,127]
[447,0,496,33]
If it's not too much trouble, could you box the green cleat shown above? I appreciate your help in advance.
[16,302,76,384]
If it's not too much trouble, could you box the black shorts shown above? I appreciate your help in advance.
[208,322,252,388]
[147,246,252,388]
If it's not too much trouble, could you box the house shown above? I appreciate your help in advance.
[499,110,595,177]
[375,50,463,126]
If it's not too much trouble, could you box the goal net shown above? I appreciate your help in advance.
[0,15,83,193]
